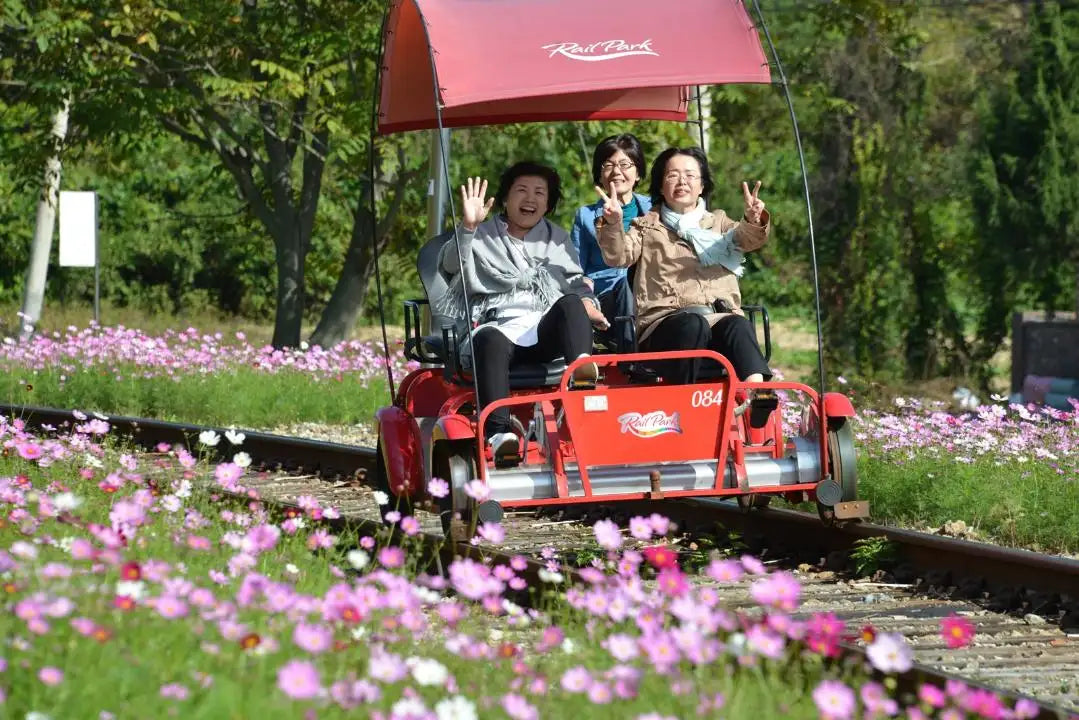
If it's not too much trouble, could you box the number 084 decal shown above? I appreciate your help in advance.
[690,389,724,408]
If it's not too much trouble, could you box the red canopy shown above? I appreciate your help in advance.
[377,0,772,134]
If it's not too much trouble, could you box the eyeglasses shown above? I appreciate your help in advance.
[663,171,701,184]
[601,160,636,173]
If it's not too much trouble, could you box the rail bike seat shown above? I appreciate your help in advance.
[402,229,573,389]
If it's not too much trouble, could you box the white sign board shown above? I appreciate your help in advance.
[59,191,98,267]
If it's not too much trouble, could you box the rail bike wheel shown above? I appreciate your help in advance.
[432,439,476,537]
[817,418,858,526]
[737,493,771,511]
[373,438,415,525]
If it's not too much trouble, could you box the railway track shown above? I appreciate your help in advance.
[4,402,1078,718]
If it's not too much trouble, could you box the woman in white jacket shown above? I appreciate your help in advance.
[438,161,609,461]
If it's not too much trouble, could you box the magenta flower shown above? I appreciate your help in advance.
[276,660,321,700]
[750,571,801,612]
[812,680,855,719]
[940,614,975,649]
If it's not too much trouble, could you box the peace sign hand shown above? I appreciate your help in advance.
[594,183,623,227]
[461,177,495,231]
[742,181,766,225]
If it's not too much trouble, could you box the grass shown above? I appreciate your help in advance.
[0,431,890,720]
[0,365,390,429]
[857,455,1079,555]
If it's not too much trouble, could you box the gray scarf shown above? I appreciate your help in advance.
[436,217,571,323]
[660,199,745,277]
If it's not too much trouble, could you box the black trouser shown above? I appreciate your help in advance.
[473,295,593,439]
[596,277,635,353]
[639,312,770,384]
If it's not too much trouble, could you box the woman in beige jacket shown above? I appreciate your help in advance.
[594,146,771,385]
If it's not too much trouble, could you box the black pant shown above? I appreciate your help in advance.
[473,295,593,438]
[596,277,635,353]
[639,312,770,384]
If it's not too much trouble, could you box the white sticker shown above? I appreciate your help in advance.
[583,395,608,412]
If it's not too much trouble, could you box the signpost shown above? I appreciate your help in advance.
[58,190,100,324]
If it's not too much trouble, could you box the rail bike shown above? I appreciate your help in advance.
[365,0,867,538]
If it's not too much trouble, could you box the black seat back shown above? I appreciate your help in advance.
[416,229,470,338]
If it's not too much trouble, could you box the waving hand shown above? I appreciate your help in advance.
[461,177,495,231]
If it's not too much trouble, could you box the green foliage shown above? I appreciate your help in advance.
[848,537,900,577]
[969,1,1079,384]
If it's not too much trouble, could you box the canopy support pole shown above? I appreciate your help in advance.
[751,0,827,401]
[693,85,708,151]
[366,9,397,404]
[418,12,485,431]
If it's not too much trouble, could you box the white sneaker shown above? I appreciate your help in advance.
[572,355,599,385]
[489,431,519,459]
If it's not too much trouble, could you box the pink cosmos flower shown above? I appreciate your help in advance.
[627,516,653,540]
[918,683,947,708]
[160,683,190,700]
[476,521,505,544]
[866,632,913,674]
[378,546,405,569]
[740,554,767,575]
[17,442,44,460]
[656,567,689,596]
[587,681,613,704]
[39,666,64,685]
[400,516,421,536]
[427,477,449,498]
[463,479,490,503]
[592,519,622,550]
[750,571,801,612]
[940,615,975,649]
[187,535,212,551]
[560,666,591,693]
[292,623,332,654]
[812,679,855,720]
[501,693,538,720]
[156,596,189,620]
[647,513,671,535]
[277,660,321,700]
[306,529,336,550]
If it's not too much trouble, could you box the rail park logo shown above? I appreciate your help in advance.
[541,39,658,62]
[617,410,683,438]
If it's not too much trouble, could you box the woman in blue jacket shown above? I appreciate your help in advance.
[570,133,652,354]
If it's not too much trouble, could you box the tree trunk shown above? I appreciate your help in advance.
[308,204,379,348]
[19,100,70,339]
[271,232,306,349]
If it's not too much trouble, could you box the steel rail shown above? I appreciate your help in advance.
[3,402,1073,717]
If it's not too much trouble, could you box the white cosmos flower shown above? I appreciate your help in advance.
[198,430,221,447]
[285,564,300,575]
[232,452,252,468]
[435,696,477,720]
[561,638,576,654]
[175,480,193,499]
[538,569,563,584]
[409,657,449,687]
[53,492,82,511]
[115,580,145,600]
[84,454,103,468]
[372,491,389,506]
[350,626,368,640]
[225,429,246,446]
[346,549,370,570]
[392,698,427,718]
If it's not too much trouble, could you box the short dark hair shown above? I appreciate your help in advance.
[494,161,562,215]
[648,146,715,208]
[591,133,647,187]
